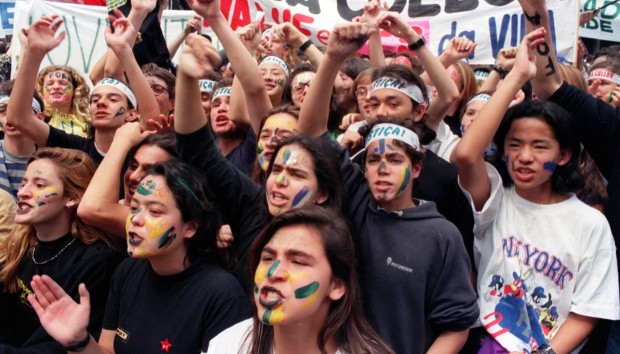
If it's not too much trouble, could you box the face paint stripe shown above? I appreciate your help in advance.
[396,166,411,194]
[291,186,311,208]
[157,226,176,249]
[262,308,272,325]
[378,161,387,172]
[137,180,156,195]
[267,259,281,278]
[543,161,557,172]
[294,281,319,299]
[281,149,291,164]
[379,139,385,155]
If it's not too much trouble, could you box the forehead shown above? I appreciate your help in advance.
[212,94,230,104]
[506,117,555,139]
[465,100,487,112]
[370,88,410,102]
[293,72,315,84]
[266,224,325,257]
[44,70,72,82]
[25,159,59,179]
[260,63,286,75]
[134,145,171,164]
[263,113,297,130]
[92,85,127,99]
[147,76,168,86]
[366,138,407,155]
[135,175,171,200]
[274,144,312,165]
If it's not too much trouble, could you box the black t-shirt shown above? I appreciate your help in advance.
[225,129,257,176]
[0,234,122,353]
[46,127,103,165]
[103,257,251,353]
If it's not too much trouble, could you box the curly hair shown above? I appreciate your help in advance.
[36,65,91,126]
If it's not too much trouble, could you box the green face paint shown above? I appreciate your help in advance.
[34,169,43,175]
[129,207,142,222]
[157,226,176,249]
[113,106,127,119]
[254,283,259,294]
[137,180,156,196]
[294,281,319,299]
[262,308,272,325]
[267,259,281,278]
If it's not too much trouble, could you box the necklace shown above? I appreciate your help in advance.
[31,238,77,265]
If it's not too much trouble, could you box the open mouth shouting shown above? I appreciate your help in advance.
[259,286,284,308]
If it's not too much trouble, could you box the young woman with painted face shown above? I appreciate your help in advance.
[297,22,479,354]
[207,208,395,354]
[28,161,251,353]
[36,65,91,137]
[0,148,122,352]
[454,28,619,354]
[78,122,177,236]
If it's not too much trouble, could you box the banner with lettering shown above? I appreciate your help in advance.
[11,0,579,79]
[580,0,620,42]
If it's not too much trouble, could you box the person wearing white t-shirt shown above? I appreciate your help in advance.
[454,29,620,354]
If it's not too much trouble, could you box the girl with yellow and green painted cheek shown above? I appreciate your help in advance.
[257,112,298,172]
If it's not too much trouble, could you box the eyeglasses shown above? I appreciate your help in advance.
[355,86,371,99]
[150,84,168,96]
[292,81,311,95]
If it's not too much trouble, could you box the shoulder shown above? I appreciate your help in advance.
[206,318,253,354]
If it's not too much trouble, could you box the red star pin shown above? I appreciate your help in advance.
[160,338,172,352]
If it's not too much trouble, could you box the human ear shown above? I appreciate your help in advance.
[125,109,139,123]
[183,221,198,239]
[557,148,572,167]
[65,198,78,209]
[313,190,329,206]
[328,278,346,301]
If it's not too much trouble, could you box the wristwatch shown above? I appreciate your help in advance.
[533,344,556,354]
[408,36,426,51]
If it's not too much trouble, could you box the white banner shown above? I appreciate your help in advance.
[11,0,579,79]
[580,0,620,42]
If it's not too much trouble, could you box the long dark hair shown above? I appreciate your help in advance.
[493,99,584,192]
[264,135,344,216]
[245,208,395,354]
[144,161,222,266]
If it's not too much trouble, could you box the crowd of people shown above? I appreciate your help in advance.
[0,0,619,353]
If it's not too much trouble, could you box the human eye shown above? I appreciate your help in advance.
[260,253,275,262]
[366,155,379,164]
[35,182,46,188]
[129,205,139,213]
[149,208,163,217]
[292,258,307,266]
[271,164,283,173]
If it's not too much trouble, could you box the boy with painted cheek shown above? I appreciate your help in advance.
[257,113,297,172]
[368,77,427,123]
[42,70,73,106]
[364,123,422,211]
[89,78,139,129]
[588,68,620,107]
[198,79,217,118]
[259,56,289,105]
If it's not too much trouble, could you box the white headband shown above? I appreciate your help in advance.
[93,78,137,108]
[259,56,290,77]
[466,93,492,106]
[365,123,420,150]
[0,95,41,113]
[212,87,232,102]
[474,70,490,80]
[199,80,217,93]
[371,77,425,104]
[588,69,620,85]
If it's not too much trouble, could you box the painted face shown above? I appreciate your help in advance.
[265,144,325,216]
[200,91,213,118]
[126,175,189,259]
[365,138,420,211]
[89,86,133,129]
[355,83,372,120]
[460,100,488,134]
[291,72,315,107]
[254,224,344,326]
[591,78,618,104]
[42,70,74,106]
[369,89,415,122]
[123,145,172,203]
[503,117,569,201]
[264,33,287,58]
[16,159,71,227]
[257,113,297,171]
[209,94,237,136]
[260,63,287,100]
[147,76,173,116]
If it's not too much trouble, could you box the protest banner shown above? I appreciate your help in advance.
[580,0,620,42]
[10,0,579,80]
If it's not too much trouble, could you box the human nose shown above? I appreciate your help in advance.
[376,104,388,118]
[274,173,287,187]
[129,207,145,226]
[518,147,534,163]
[17,183,32,200]
[129,168,143,185]
[377,160,389,175]
[266,259,289,281]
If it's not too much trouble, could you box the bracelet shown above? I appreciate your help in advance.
[407,36,426,51]
[64,333,91,352]
[532,343,556,354]
[492,64,508,79]
[298,39,313,52]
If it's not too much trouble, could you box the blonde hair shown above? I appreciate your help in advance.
[36,65,91,126]
[558,63,588,92]
[0,148,120,293]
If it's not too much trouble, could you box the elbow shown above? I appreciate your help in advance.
[453,145,478,170]
[77,201,103,226]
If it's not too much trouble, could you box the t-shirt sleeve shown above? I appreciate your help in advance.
[427,222,480,332]
[547,82,620,178]
[458,162,504,236]
[570,212,620,320]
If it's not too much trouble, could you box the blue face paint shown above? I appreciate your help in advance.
[543,161,557,172]
[460,124,466,135]
[378,161,388,172]
[504,155,510,171]
[379,139,385,155]
[386,144,395,151]
[291,186,311,208]
[281,148,291,164]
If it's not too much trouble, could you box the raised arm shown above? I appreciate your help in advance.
[167,15,201,58]
[6,16,63,146]
[454,28,545,211]
[518,0,563,99]
[189,0,272,135]
[297,23,374,137]
[175,33,221,134]
[104,11,160,130]
[78,122,151,236]
[375,10,460,130]
[271,22,324,67]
